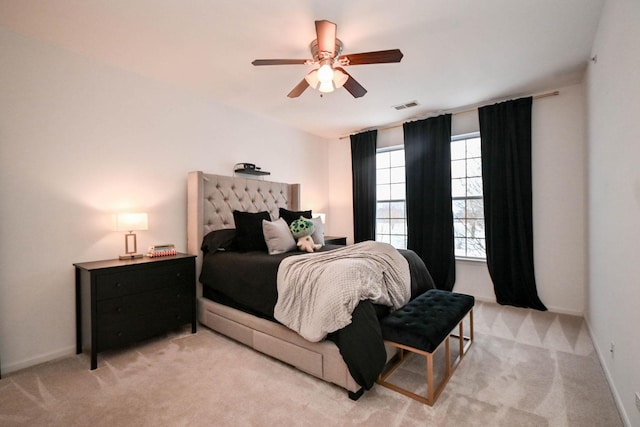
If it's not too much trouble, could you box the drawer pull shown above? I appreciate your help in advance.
[116,307,122,313]
[117,332,123,337]
[116,282,122,288]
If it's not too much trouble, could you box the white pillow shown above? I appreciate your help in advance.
[310,216,325,246]
[262,218,297,255]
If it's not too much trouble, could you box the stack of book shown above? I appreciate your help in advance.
[147,244,177,258]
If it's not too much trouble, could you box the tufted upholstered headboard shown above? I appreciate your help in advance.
[187,171,300,294]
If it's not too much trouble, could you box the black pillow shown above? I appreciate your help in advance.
[201,228,237,254]
[279,208,312,225]
[233,210,271,252]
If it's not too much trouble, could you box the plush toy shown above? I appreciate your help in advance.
[290,218,321,253]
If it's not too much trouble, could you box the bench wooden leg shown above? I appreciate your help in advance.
[427,350,434,404]
[459,322,464,358]
[450,308,474,363]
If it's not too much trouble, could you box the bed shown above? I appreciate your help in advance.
[186,171,434,399]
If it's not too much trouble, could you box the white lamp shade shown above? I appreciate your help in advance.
[332,68,348,88]
[305,69,320,88]
[318,81,334,93]
[115,213,148,232]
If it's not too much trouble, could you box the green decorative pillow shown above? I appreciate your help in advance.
[290,218,315,239]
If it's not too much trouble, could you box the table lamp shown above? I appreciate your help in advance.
[115,213,148,259]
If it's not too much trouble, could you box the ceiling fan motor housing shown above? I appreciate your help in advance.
[309,38,344,62]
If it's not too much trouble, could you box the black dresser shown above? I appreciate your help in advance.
[74,253,196,369]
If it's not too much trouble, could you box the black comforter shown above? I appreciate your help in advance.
[200,244,435,389]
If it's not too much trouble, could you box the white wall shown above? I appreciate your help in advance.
[586,0,640,425]
[328,83,588,315]
[326,138,352,239]
[0,27,330,373]
[532,84,588,314]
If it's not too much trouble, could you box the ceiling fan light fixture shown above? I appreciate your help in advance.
[318,80,335,93]
[304,66,346,94]
[317,62,334,83]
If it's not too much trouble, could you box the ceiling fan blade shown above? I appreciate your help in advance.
[252,59,308,66]
[336,67,367,98]
[339,49,403,66]
[287,79,309,98]
[315,20,337,58]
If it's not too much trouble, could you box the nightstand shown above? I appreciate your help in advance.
[324,236,347,245]
[74,253,196,370]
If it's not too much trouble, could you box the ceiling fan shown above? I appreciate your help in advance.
[252,20,403,98]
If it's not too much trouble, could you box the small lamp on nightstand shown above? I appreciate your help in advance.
[115,212,148,260]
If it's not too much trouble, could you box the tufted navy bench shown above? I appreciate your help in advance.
[377,289,474,405]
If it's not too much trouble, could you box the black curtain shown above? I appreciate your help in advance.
[403,114,455,291]
[478,97,547,310]
[350,130,377,243]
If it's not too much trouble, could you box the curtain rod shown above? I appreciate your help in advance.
[338,90,559,140]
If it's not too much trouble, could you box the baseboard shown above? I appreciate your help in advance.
[471,295,583,317]
[2,345,76,376]
[467,295,496,304]
[542,304,583,317]
[584,318,631,427]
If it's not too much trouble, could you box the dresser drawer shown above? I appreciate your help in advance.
[95,270,141,300]
[95,259,193,300]
[142,260,193,289]
[97,307,192,351]
[96,283,192,320]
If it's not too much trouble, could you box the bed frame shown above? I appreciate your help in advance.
[187,171,391,398]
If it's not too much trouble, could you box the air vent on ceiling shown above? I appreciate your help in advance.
[393,101,419,111]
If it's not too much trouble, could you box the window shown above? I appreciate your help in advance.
[375,149,407,249]
[451,133,485,259]
[375,133,486,260]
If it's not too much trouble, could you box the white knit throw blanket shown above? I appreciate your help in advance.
[274,240,410,342]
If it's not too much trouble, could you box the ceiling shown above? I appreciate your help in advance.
[0,0,604,139]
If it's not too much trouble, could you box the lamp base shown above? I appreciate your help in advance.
[119,253,144,260]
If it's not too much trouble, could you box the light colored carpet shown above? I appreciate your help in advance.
[0,301,623,426]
